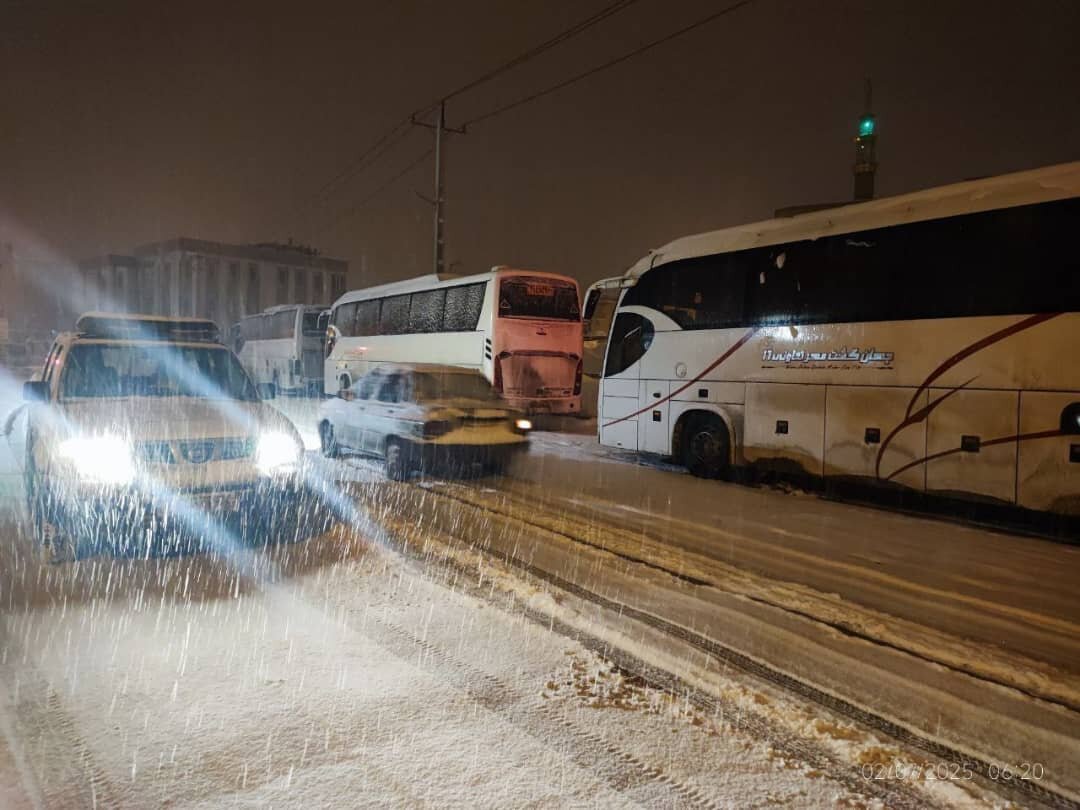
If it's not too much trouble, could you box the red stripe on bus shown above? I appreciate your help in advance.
[602,327,759,428]
[876,312,1064,479]
[885,428,1064,482]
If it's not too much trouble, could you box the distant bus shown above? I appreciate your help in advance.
[325,267,583,415]
[598,161,1080,517]
[232,305,328,395]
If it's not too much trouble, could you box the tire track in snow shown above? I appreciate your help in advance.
[360,480,1075,810]
[349,493,932,810]
[0,649,122,809]
[346,606,723,810]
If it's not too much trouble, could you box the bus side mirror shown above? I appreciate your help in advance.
[23,380,49,402]
[257,382,277,400]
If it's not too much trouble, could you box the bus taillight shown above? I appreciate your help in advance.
[573,357,583,396]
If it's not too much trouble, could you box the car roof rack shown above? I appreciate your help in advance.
[75,313,222,344]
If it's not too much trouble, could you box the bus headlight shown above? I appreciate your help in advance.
[514,418,533,433]
[58,434,135,485]
[256,431,302,473]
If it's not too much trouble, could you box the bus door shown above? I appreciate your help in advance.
[598,312,654,451]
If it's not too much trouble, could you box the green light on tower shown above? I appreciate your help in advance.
[858,115,876,138]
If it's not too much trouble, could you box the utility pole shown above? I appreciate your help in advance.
[853,78,878,202]
[412,101,465,277]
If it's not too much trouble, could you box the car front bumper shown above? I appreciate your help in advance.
[36,476,306,555]
[412,441,528,472]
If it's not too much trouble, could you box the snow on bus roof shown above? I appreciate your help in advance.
[330,266,576,308]
[626,160,1080,278]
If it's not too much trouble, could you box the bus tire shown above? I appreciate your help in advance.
[384,439,409,481]
[319,421,339,458]
[681,413,730,479]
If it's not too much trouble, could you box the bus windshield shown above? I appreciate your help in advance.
[61,343,259,401]
[498,276,580,321]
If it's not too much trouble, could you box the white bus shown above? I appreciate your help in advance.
[598,161,1080,519]
[325,267,584,415]
[232,305,328,395]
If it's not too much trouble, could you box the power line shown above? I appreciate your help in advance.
[297,0,646,221]
[317,148,434,236]
[433,0,644,107]
[463,0,756,127]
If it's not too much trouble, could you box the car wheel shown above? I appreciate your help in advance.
[384,439,409,481]
[683,414,730,479]
[28,485,73,564]
[319,421,339,458]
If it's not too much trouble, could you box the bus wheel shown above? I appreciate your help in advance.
[384,439,409,482]
[319,421,339,458]
[683,414,730,479]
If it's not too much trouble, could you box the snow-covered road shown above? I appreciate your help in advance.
[2,394,1078,807]
[0,521,918,808]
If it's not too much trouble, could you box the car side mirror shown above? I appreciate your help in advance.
[256,382,277,400]
[23,380,49,402]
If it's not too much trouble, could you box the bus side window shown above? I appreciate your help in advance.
[603,313,654,377]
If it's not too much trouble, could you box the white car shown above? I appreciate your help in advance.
[22,313,307,561]
[318,364,531,480]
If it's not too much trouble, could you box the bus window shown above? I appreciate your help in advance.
[499,277,580,321]
[444,283,485,331]
[332,302,357,336]
[603,313,653,377]
[624,257,744,330]
[301,311,323,336]
[270,309,296,339]
[378,295,410,335]
[409,289,447,333]
[355,300,380,335]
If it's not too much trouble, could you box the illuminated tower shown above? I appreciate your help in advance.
[853,78,877,201]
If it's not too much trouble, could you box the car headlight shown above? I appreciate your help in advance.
[256,431,302,473]
[514,418,533,432]
[57,434,135,485]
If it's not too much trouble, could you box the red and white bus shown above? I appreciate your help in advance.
[325,267,583,415]
[598,162,1080,518]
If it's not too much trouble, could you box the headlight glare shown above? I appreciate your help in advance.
[57,434,135,485]
[256,431,301,473]
[514,418,533,432]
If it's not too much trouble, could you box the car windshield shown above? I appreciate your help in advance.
[60,343,259,400]
[412,371,499,402]
[498,276,580,321]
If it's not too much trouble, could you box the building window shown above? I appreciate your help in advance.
[277,267,289,304]
[331,273,346,301]
[293,268,307,303]
[247,264,260,314]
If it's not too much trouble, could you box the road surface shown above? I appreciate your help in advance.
[1,394,1077,807]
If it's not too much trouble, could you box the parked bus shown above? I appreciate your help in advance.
[325,267,583,415]
[232,305,328,395]
[598,161,1080,517]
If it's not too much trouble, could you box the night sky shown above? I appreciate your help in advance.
[2,0,1078,290]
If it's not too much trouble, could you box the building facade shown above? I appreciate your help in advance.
[78,238,348,331]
